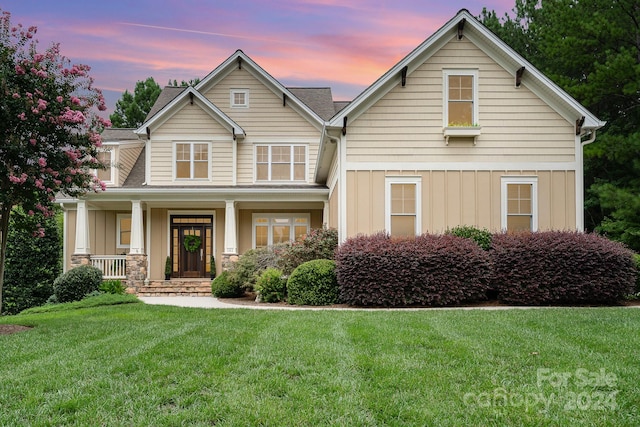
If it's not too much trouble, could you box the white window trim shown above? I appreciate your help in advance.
[501,176,538,232]
[254,144,308,183]
[94,148,115,185]
[230,89,249,108]
[385,176,422,236]
[173,142,211,181]
[443,69,479,128]
[116,213,131,249]
[251,213,310,248]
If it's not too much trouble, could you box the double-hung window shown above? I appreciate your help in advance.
[256,145,306,182]
[175,142,209,180]
[501,177,538,232]
[444,69,478,127]
[117,214,131,248]
[253,214,309,248]
[385,177,421,237]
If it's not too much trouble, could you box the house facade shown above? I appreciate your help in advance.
[58,10,604,292]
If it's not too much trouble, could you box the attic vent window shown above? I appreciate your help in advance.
[230,89,249,108]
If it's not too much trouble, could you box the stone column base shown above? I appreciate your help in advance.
[126,254,148,292]
[70,254,91,269]
[221,253,239,272]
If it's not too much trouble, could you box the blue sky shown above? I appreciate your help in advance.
[5,0,515,115]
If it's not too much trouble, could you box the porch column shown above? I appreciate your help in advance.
[323,200,329,228]
[222,200,238,270]
[130,200,144,255]
[74,199,90,254]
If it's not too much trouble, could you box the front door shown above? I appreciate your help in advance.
[170,215,213,278]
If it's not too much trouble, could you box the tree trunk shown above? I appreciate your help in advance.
[0,204,12,315]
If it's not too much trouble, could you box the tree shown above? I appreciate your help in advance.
[0,9,109,314]
[479,0,640,251]
[168,77,201,87]
[109,77,161,128]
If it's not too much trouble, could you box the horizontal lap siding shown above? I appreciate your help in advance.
[151,104,233,185]
[204,69,321,185]
[345,170,576,236]
[346,37,575,164]
[118,145,144,186]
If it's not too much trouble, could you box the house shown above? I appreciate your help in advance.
[57,9,604,294]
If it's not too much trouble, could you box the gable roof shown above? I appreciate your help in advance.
[145,86,185,122]
[287,88,336,120]
[134,86,245,139]
[100,128,138,142]
[195,50,326,130]
[327,9,605,132]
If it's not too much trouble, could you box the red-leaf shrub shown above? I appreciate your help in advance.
[490,231,636,305]
[336,233,491,307]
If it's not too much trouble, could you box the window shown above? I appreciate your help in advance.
[253,214,309,248]
[95,150,113,183]
[385,177,421,237]
[175,142,209,180]
[501,177,538,232]
[230,89,249,108]
[444,70,478,127]
[117,214,131,248]
[256,145,307,182]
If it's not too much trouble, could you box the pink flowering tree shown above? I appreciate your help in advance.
[0,9,110,313]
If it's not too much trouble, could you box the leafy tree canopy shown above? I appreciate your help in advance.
[109,77,161,128]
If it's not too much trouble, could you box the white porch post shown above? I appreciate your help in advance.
[130,200,144,255]
[74,199,90,254]
[323,200,330,228]
[224,200,238,254]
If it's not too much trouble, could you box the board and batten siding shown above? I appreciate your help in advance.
[149,103,234,185]
[345,170,576,237]
[202,69,321,185]
[345,36,576,164]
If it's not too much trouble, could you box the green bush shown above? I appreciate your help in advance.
[227,245,283,291]
[2,207,61,314]
[446,225,492,250]
[100,279,126,295]
[211,271,244,298]
[255,268,287,303]
[287,259,339,306]
[52,265,103,303]
[278,228,338,275]
[634,254,640,294]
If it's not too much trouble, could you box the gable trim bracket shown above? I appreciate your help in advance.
[237,57,242,69]
[283,92,287,107]
[515,66,525,87]
[576,116,585,135]
[342,116,348,136]
[401,66,408,87]
[189,92,194,105]
[146,127,150,140]
[457,18,466,40]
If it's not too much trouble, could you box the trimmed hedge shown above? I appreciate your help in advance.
[490,231,636,305]
[336,233,491,307]
[287,259,339,306]
[634,253,640,294]
[52,265,103,303]
[255,268,287,303]
[211,271,244,298]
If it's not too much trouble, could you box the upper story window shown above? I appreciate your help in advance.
[230,89,249,108]
[95,150,113,184]
[256,145,307,182]
[501,176,538,232]
[385,177,422,237]
[444,70,478,127]
[175,142,209,180]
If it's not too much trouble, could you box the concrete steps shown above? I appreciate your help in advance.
[136,280,212,297]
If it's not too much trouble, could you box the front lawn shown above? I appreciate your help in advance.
[1,303,639,426]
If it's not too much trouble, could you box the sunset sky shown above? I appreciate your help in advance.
[7,0,516,116]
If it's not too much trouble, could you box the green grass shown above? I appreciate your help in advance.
[1,304,639,426]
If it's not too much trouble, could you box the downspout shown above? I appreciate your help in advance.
[581,129,597,146]
[576,129,598,231]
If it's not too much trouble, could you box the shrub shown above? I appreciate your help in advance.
[634,254,640,294]
[490,231,636,305]
[255,268,287,303]
[278,228,338,275]
[446,225,492,250]
[287,259,339,306]
[52,265,103,303]
[227,245,283,291]
[100,279,126,295]
[2,207,61,314]
[211,271,244,298]
[336,232,491,307]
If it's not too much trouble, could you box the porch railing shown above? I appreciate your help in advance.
[90,255,127,279]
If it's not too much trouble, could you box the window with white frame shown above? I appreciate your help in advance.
[95,150,113,184]
[255,145,306,182]
[230,89,249,108]
[253,214,309,248]
[117,214,131,248]
[444,70,478,127]
[385,177,421,237]
[175,142,209,180]
[501,177,538,232]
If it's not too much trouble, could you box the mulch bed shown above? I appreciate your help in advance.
[0,325,32,335]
